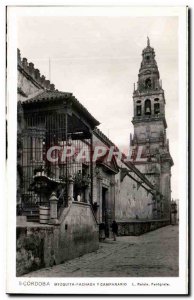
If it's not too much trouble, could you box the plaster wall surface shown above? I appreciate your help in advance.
[17,70,43,101]
[115,161,153,221]
[16,202,99,276]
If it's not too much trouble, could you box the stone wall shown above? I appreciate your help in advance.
[17,49,55,102]
[56,201,99,264]
[117,219,170,236]
[16,201,99,276]
[160,167,171,219]
[133,120,165,145]
[17,70,43,102]
[115,160,153,221]
[16,225,55,276]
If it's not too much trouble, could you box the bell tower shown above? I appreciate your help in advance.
[130,38,173,219]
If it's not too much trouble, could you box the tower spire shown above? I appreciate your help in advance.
[147,36,150,47]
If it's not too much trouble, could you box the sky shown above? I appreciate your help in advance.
[18,15,179,199]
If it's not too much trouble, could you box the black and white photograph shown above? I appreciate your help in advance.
[6,5,188,295]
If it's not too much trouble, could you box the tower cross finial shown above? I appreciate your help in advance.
[147,36,150,47]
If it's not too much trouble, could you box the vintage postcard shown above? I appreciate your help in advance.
[6,6,188,295]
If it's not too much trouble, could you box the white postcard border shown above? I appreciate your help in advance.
[6,5,188,295]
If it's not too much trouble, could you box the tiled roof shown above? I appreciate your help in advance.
[94,128,114,147]
[22,90,100,127]
[23,90,72,103]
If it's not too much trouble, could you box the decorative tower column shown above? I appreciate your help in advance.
[130,38,173,220]
[110,177,116,221]
[84,176,91,203]
[97,169,103,223]
[68,174,74,204]
[49,192,59,225]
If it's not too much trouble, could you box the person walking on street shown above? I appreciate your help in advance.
[111,220,118,241]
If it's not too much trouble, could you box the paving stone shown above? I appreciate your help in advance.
[24,225,178,277]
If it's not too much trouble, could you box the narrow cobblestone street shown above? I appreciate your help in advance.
[24,225,178,277]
